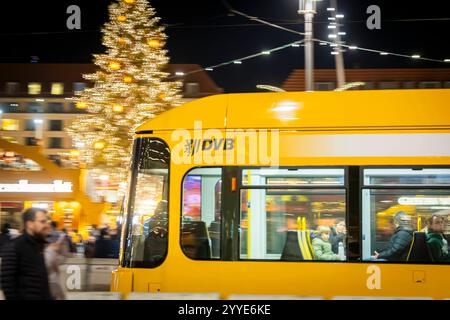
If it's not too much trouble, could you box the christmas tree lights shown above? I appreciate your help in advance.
[67,0,181,183]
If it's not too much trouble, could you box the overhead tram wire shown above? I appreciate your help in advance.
[167,39,306,80]
[222,2,449,64]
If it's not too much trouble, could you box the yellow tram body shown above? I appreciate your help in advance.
[112,89,450,299]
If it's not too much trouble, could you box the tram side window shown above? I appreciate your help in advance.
[361,168,450,263]
[122,138,170,268]
[181,167,222,260]
[239,168,347,261]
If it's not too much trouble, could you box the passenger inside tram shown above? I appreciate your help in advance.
[143,200,168,266]
[312,226,340,261]
[371,211,413,261]
[329,219,347,255]
[426,214,450,262]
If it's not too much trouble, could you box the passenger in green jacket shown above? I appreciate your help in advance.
[312,226,339,261]
[426,214,450,263]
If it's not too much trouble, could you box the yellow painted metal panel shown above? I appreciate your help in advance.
[136,94,228,132]
[227,89,450,129]
[118,91,450,299]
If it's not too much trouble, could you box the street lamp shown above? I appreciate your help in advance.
[298,0,320,91]
[329,0,346,88]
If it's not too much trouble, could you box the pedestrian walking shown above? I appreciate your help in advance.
[0,208,52,300]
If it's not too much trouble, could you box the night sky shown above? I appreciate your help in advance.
[0,0,449,92]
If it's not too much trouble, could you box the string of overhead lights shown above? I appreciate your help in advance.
[226,7,450,64]
[326,5,346,55]
[168,39,306,79]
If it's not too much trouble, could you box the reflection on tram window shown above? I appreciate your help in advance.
[239,168,347,262]
[181,168,222,260]
[362,168,450,263]
[123,138,170,268]
[364,168,450,186]
[242,168,345,186]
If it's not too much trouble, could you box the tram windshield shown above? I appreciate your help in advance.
[122,138,170,268]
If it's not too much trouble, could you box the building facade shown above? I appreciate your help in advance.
[282,68,450,91]
[0,63,222,231]
[0,63,222,160]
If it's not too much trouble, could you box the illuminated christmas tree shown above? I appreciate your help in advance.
[67,0,181,182]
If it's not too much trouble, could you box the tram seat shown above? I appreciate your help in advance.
[143,218,169,267]
[281,230,315,261]
[143,234,168,267]
[181,221,211,259]
[281,231,303,261]
[208,220,221,258]
[406,232,433,262]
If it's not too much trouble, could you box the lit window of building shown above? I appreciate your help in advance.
[49,120,63,131]
[25,119,36,131]
[28,82,42,95]
[48,102,64,113]
[49,137,63,149]
[73,82,86,93]
[5,82,20,94]
[51,83,64,95]
[1,119,19,131]
[26,102,45,113]
[25,137,36,146]
[0,102,21,113]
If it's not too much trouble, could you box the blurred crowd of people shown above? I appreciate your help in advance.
[0,207,120,300]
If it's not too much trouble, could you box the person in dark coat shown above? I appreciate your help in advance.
[61,228,76,253]
[426,214,450,262]
[329,218,347,254]
[143,200,168,266]
[0,223,12,255]
[0,208,52,300]
[94,228,116,258]
[372,211,413,261]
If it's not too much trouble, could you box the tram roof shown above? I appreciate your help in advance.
[136,89,450,133]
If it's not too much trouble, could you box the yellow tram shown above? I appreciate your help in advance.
[112,89,450,299]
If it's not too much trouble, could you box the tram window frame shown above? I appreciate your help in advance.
[180,166,223,261]
[237,166,350,263]
[121,137,170,269]
[360,165,450,265]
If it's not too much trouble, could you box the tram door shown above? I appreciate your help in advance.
[181,168,222,260]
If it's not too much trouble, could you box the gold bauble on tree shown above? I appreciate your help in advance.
[124,0,135,4]
[112,104,124,113]
[117,37,126,45]
[108,61,122,70]
[117,15,127,22]
[94,141,106,150]
[147,39,162,48]
[76,101,87,109]
[123,75,133,83]
[70,150,80,157]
